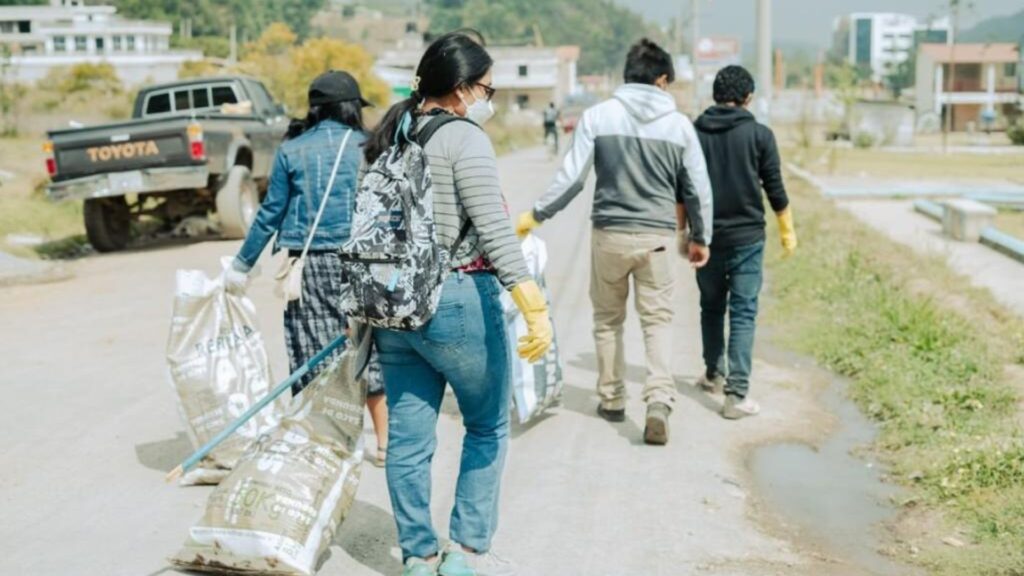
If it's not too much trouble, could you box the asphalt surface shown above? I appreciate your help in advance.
[0,147,878,576]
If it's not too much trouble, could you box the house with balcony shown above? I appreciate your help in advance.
[0,0,200,85]
[915,43,1022,131]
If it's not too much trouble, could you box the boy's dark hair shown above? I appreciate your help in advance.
[623,38,675,85]
[713,65,755,105]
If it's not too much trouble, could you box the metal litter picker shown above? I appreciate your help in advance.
[165,333,348,483]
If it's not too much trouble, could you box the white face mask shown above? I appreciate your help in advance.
[460,91,495,125]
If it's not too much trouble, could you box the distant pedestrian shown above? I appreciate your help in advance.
[543,102,560,151]
[692,65,797,419]
[517,38,713,446]
[222,71,390,463]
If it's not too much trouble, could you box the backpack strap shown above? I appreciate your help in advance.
[415,113,476,146]
[414,113,476,260]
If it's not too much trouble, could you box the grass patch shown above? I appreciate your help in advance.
[994,210,1024,240]
[485,119,542,156]
[787,145,1024,184]
[764,175,1024,575]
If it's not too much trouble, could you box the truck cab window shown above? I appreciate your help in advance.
[211,86,238,106]
[174,90,191,112]
[192,88,210,110]
[146,93,171,115]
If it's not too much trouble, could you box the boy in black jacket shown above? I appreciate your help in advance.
[692,65,796,419]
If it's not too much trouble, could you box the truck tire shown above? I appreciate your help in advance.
[216,165,259,239]
[84,197,132,252]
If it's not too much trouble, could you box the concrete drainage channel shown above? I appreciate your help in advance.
[913,198,1024,263]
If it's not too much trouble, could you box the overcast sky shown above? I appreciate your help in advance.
[615,0,1024,47]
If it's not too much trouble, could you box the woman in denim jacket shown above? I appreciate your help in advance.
[225,70,389,465]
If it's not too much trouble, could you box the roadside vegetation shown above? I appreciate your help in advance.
[764,175,1024,575]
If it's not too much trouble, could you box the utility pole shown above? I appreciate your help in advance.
[757,0,773,123]
[691,0,700,115]
[229,23,237,64]
[942,0,960,154]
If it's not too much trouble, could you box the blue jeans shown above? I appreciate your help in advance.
[373,272,511,561]
[695,241,765,398]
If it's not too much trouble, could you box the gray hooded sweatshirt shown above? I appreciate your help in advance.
[531,84,713,244]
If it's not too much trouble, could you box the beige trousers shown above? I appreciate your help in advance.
[590,228,676,410]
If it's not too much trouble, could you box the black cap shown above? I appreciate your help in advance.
[308,70,372,107]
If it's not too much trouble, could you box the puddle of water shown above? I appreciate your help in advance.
[751,378,908,576]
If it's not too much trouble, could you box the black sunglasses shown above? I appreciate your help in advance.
[475,82,496,101]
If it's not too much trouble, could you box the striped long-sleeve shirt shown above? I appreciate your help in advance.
[416,116,530,288]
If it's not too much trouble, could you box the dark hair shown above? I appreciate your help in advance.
[713,65,755,105]
[623,38,675,85]
[285,99,366,141]
[364,31,492,163]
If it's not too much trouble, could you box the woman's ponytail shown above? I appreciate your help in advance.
[364,95,420,163]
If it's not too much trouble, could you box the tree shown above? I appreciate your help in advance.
[238,24,389,115]
[0,44,23,136]
[885,59,914,99]
[424,0,664,75]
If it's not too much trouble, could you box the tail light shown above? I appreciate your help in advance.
[187,123,205,161]
[43,140,56,176]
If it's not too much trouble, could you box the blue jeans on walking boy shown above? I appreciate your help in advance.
[373,272,511,561]
[695,241,764,399]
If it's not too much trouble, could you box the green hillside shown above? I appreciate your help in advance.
[960,8,1024,43]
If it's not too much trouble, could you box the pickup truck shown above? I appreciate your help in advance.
[45,76,288,251]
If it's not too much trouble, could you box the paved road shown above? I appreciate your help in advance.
[1,147,871,576]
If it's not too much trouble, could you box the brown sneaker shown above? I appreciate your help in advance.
[722,395,761,420]
[644,402,671,445]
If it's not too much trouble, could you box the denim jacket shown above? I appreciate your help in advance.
[235,120,367,271]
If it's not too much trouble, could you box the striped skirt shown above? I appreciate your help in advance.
[283,250,384,396]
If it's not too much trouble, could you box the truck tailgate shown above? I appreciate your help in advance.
[50,119,200,182]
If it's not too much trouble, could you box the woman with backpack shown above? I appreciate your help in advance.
[222,70,390,466]
[361,31,553,576]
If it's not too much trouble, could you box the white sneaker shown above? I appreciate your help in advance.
[722,395,760,419]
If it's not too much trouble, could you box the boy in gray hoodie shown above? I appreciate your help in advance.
[517,38,713,445]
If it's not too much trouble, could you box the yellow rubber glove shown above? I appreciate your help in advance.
[515,210,540,239]
[510,280,553,363]
[776,207,797,257]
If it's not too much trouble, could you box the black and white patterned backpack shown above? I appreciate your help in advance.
[338,113,472,330]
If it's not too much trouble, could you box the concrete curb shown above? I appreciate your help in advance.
[0,252,73,287]
[913,200,1024,264]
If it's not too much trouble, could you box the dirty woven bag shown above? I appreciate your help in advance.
[502,235,564,423]
[171,347,367,575]
[338,114,472,330]
[166,266,284,485]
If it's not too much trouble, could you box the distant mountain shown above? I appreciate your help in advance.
[959,8,1024,44]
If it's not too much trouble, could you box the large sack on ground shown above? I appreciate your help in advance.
[166,266,284,485]
[502,235,564,424]
[170,346,366,576]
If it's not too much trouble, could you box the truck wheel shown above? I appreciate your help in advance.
[216,165,259,239]
[84,197,132,252]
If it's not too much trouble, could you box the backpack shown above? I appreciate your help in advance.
[338,113,473,331]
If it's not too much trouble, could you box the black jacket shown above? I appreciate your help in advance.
[694,105,789,248]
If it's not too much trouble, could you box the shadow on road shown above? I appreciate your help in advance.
[333,499,403,576]
[569,352,723,417]
[135,431,192,472]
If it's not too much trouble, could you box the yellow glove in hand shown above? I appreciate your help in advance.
[515,211,540,239]
[776,207,797,257]
[510,280,553,363]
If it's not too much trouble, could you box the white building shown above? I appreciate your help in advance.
[0,0,200,85]
[374,42,580,123]
[832,12,950,82]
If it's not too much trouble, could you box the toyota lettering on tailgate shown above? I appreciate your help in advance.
[86,140,160,162]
